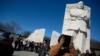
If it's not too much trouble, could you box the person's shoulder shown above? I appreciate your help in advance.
[50,43,62,48]
[0,41,7,45]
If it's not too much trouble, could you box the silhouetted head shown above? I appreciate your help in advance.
[43,40,47,44]
[86,50,89,53]
[76,49,81,54]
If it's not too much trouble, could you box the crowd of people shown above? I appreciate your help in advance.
[14,37,50,56]
[76,49,97,56]
[0,31,50,56]
[0,31,99,56]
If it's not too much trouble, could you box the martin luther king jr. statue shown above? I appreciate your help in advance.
[62,1,91,53]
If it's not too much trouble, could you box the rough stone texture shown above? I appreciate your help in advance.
[26,28,45,42]
[62,1,91,53]
[50,31,60,46]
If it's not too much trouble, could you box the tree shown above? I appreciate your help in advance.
[22,31,31,38]
[0,21,21,34]
[0,22,5,31]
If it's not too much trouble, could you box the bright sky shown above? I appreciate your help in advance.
[0,0,100,41]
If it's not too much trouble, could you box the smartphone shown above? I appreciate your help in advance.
[62,35,71,47]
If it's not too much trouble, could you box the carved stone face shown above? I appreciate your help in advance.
[77,1,84,9]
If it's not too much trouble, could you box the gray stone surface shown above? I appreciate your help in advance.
[13,51,38,56]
